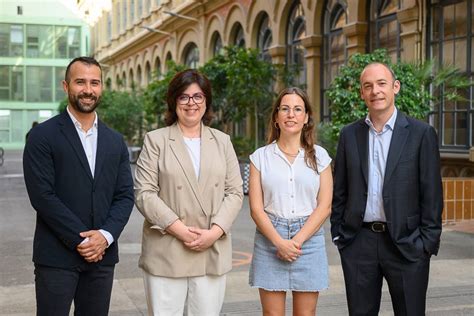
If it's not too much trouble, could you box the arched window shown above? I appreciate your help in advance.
[115,74,120,89]
[322,2,347,122]
[211,32,223,56]
[137,65,142,88]
[122,72,127,90]
[165,52,172,72]
[257,13,272,62]
[129,69,134,89]
[370,0,401,62]
[286,1,306,86]
[231,23,245,47]
[183,43,199,69]
[154,57,161,79]
[145,62,151,85]
[429,0,473,150]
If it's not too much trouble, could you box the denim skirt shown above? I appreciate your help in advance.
[249,213,329,292]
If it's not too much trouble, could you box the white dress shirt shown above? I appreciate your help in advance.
[363,107,398,222]
[250,142,331,219]
[67,106,113,247]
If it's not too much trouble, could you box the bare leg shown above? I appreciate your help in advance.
[292,291,319,316]
[259,289,286,316]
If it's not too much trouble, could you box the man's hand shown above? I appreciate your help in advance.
[76,230,108,263]
[184,225,224,252]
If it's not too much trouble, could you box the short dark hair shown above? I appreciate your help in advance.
[165,69,214,126]
[65,56,102,83]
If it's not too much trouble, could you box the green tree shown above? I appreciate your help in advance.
[142,61,187,127]
[200,46,276,146]
[57,90,144,145]
[321,49,471,157]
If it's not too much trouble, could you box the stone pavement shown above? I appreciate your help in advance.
[1,150,473,315]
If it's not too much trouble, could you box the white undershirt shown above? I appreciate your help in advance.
[66,106,113,247]
[183,137,201,179]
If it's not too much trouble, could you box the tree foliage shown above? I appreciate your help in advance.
[321,49,472,157]
[57,90,144,145]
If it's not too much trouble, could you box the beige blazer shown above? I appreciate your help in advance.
[134,123,243,277]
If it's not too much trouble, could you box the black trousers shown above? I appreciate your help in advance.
[339,228,430,316]
[34,263,115,316]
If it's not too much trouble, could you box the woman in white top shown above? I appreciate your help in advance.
[248,87,333,315]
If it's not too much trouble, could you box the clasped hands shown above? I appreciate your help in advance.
[76,230,108,263]
[275,238,302,262]
[167,220,223,252]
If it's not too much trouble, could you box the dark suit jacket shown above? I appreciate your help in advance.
[330,111,443,262]
[23,111,134,268]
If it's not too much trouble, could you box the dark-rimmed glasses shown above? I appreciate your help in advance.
[177,93,205,105]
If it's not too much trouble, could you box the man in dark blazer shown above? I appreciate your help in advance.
[331,62,443,315]
[23,56,134,316]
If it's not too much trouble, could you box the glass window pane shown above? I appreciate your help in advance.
[12,66,23,101]
[55,26,68,58]
[442,39,454,65]
[443,112,454,145]
[431,7,440,41]
[0,110,11,143]
[455,111,467,145]
[0,24,9,56]
[0,66,9,100]
[454,1,467,37]
[443,4,455,40]
[10,25,24,57]
[27,67,52,102]
[68,27,81,58]
[454,39,466,70]
[55,67,66,102]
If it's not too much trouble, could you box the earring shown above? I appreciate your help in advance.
[274,122,279,129]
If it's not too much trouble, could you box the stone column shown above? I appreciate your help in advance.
[342,22,368,56]
[397,6,421,62]
[301,35,323,125]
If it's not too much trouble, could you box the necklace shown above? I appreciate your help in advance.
[278,144,299,157]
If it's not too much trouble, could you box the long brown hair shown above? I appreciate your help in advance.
[267,87,317,172]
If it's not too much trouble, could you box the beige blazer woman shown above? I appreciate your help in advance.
[134,123,243,277]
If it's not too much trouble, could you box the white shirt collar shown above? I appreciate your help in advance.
[66,105,98,131]
[365,107,397,132]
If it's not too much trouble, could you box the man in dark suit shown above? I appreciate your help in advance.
[331,62,443,315]
[23,56,134,316]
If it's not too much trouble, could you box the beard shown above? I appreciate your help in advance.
[69,93,101,114]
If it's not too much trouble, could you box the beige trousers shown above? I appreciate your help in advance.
[142,270,226,316]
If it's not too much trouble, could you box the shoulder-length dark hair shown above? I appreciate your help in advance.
[165,69,214,126]
[267,87,318,172]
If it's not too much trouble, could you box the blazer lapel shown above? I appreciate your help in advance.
[355,120,369,186]
[384,112,409,187]
[168,124,207,215]
[94,120,107,180]
[58,112,93,181]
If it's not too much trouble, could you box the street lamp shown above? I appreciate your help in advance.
[163,10,198,22]
[139,26,171,36]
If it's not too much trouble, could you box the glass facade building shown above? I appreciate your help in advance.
[0,1,88,149]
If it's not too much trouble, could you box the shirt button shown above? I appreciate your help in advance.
[290,178,293,181]
[291,195,294,198]
[292,211,295,213]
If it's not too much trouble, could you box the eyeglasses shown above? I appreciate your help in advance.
[177,93,205,105]
[278,105,306,116]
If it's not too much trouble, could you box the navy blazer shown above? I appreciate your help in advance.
[330,111,443,262]
[23,111,134,268]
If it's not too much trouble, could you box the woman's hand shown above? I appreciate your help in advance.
[184,225,224,252]
[165,220,198,243]
[275,238,302,262]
